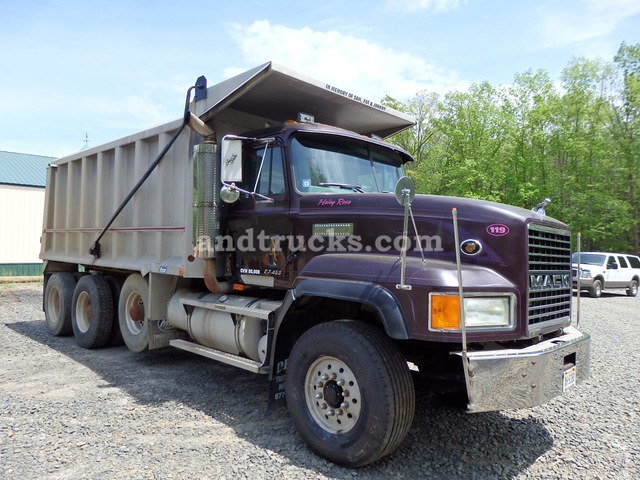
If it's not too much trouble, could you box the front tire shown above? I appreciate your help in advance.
[589,279,603,298]
[285,320,415,467]
[628,280,638,297]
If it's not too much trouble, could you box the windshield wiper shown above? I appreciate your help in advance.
[318,182,364,193]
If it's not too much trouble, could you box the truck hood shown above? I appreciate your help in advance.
[297,192,568,287]
[299,191,566,233]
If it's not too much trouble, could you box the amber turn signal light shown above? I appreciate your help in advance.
[430,295,461,330]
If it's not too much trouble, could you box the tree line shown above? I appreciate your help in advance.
[385,43,640,255]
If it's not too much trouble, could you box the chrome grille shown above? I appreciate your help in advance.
[528,224,572,326]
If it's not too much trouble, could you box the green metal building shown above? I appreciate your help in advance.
[0,150,54,277]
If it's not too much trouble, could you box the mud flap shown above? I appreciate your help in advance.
[268,359,288,409]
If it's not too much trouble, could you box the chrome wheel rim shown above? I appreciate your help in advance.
[75,291,91,333]
[125,291,144,334]
[304,355,362,434]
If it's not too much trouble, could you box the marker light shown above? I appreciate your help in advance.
[297,112,315,123]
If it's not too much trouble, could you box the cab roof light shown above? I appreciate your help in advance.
[297,112,315,123]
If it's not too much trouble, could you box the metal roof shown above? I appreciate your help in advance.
[0,151,54,187]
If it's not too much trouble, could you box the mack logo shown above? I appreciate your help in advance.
[530,273,571,290]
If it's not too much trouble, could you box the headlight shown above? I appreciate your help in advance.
[580,269,592,279]
[430,294,513,331]
[464,297,510,327]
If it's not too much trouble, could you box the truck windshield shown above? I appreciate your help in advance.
[290,133,405,194]
[572,253,606,265]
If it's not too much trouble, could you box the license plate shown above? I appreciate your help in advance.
[563,365,577,392]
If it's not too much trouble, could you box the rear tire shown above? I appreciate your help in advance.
[118,274,149,353]
[589,279,602,298]
[285,320,415,467]
[44,272,76,336]
[628,280,638,297]
[72,275,114,349]
[104,275,125,346]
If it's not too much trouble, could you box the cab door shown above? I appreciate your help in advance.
[605,255,626,288]
[225,144,293,289]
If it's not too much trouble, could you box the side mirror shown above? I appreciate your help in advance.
[219,135,276,204]
[221,138,243,182]
[394,176,416,206]
[220,184,241,203]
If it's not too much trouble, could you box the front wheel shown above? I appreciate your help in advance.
[589,279,603,298]
[285,320,415,467]
[628,280,638,297]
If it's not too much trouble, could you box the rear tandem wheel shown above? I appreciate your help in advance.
[118,273,150,353]
[44,272,76,336]
[71,275,114,349]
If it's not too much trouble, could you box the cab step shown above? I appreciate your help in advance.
[170,339,269,374]
[179,297,273,319]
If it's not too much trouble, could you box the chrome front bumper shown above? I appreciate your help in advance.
[455,326,591,413]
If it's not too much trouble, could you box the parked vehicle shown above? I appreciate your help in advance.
[40,62,591,467]
[572,251,640,298]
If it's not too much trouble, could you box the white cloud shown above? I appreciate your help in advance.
[539,0,640,47]
[587,0,640,20]
[384,0,467,14]
[225,20,469,101]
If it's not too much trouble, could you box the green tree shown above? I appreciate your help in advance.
[382,92,445,193]
[384,42,640,254]
[551,58,617,250]
[430,82,512,201]
[501,69,559,208]
[608,43,640,253]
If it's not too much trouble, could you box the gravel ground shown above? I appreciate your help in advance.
[1,282,638,479]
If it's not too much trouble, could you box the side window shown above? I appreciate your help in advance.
[244,146,286,197]
[617,256,629,268]
[627,256,640,269]
[607,256,618,269]
[257,147,285,196]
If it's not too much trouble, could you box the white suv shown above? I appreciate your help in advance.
[572,252,640,298]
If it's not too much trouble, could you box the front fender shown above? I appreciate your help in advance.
[293,252,518,341]
[293,277,409,339]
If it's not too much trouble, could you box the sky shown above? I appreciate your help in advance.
[1,0,639,158]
